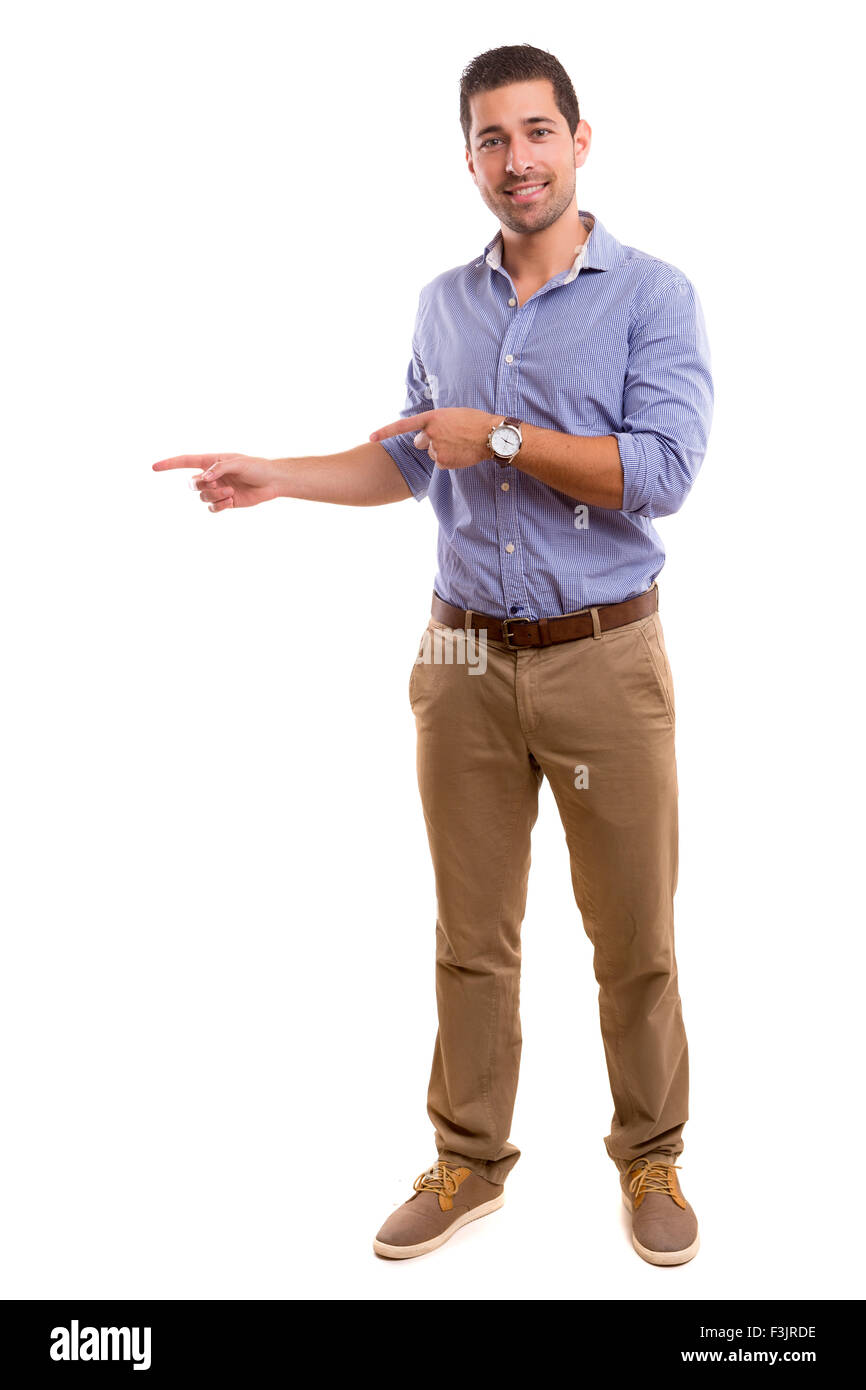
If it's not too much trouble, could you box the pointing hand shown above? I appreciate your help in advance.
[151,453,280,510]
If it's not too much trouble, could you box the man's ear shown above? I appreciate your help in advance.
[573,119,592,170]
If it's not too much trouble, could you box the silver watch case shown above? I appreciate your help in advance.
[489,421,522,464]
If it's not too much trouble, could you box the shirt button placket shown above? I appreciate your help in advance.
[496,290,526,614]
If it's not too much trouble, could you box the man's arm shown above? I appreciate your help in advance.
[511,429,624,508]
[368,407,623,506]
[272,442,414,507]
[152,442,413,510]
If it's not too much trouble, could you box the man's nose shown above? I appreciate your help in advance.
[506,141,535,175]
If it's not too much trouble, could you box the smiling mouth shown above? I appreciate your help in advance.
[504,182,549,201]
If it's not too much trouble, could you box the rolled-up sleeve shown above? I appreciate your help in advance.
[377,293,436,503]
[613,276,714,519]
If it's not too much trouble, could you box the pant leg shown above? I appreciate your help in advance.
[409,619,542,1186]
[522,608,689,1172]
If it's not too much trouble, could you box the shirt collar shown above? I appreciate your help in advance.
[476,208,617,280]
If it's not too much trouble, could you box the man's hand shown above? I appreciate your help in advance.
[369,408,498,470]
[151,453,279,510]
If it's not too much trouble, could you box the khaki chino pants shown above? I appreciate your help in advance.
[407,585,689,1186]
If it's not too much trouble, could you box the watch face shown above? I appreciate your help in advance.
[493,425,521,456]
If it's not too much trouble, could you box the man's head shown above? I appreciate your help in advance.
[460,44,590,236]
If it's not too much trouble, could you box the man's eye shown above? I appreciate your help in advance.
[480,129,551,149]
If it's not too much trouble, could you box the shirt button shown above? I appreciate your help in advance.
[505,353,514,363]
[505,542,515,554]
[500,481,510,491]
[508,297,516,307]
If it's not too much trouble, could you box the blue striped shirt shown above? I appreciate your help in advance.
[378,208,714,618]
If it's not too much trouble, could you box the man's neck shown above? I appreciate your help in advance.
[499,202,590,286]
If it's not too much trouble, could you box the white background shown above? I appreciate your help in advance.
[2,0,863,1302]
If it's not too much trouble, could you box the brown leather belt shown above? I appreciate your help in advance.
[431,582,659,650]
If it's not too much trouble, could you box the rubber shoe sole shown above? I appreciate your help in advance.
[372,1194,505,1259]
[621,1189,700,1266]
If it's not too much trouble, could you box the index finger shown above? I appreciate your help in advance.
[369,413,431,443]
[152,454,221,472]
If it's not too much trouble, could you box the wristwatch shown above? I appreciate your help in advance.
[487,415,524,466]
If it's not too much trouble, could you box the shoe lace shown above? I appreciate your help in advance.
[627,1158,682,1200]
[413,1159,462,1201]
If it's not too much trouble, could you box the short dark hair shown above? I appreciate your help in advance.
[459,44,580,150]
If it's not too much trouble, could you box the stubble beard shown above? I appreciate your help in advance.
[484,171,576,236]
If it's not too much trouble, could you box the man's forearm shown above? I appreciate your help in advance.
[513,425,624,509]
[271,442,412,507]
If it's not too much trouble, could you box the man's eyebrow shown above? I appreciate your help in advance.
[474,115,559,140]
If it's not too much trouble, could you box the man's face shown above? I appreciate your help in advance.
[465,79,588,235]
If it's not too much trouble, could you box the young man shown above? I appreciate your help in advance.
[153,43,713,1267]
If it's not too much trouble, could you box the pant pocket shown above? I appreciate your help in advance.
[637,616,676,726]
[409,618,449,705]
[409,629,425,706]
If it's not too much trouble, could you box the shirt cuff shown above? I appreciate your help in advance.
[614,430,653,515]
[377,433,432,502]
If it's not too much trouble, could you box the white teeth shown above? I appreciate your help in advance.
[509,184,545,195]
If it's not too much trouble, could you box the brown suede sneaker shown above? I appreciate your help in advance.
[620,1157,700,1266]
[373,1158,505,1260]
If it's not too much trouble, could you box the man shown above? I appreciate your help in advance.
[153,43,713,1268]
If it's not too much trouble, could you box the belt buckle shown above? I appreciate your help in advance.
[500,616,532,649]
